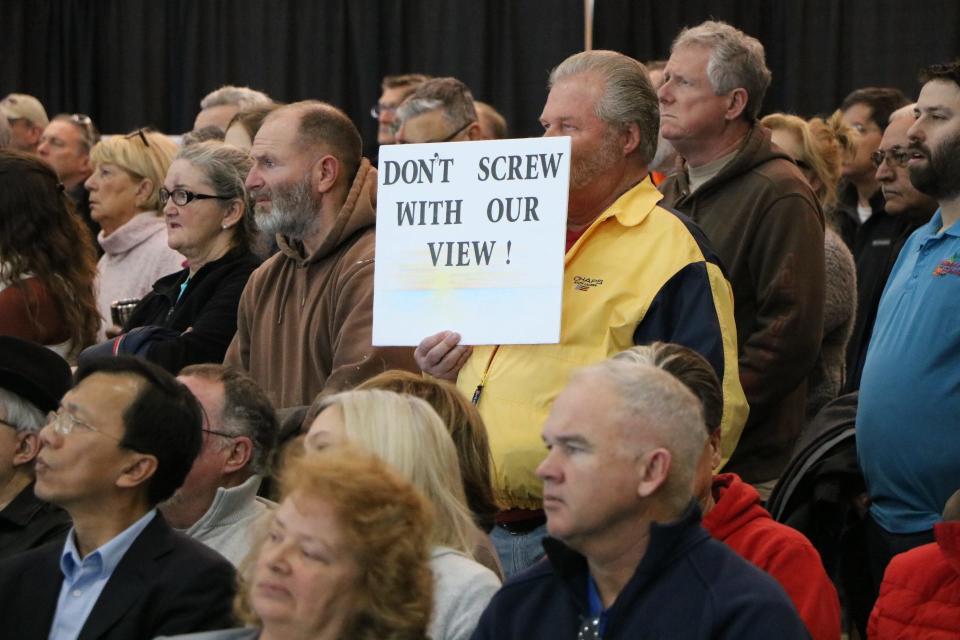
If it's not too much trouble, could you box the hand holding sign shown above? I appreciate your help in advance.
[373,137,571,346]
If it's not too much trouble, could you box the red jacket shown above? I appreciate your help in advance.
[869,521,960,639]
[703,473,841,640]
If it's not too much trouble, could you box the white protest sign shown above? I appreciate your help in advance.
[373,136,570,346]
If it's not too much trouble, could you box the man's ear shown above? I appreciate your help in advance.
[223,436,254,474]
[708,431,723,472]
[621,122,642,157]
[637,448,672,498]
[311,155,340,195]
[13,432,41,467]
[465,122,484,141]
[724,88,749,122]
[116,454,158,491]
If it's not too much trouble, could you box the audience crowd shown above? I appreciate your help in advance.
[2,17,958,640]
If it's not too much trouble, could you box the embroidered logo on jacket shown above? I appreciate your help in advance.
[573,276,604,291]
[933,253,960,277]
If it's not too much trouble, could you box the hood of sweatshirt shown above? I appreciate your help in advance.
[702,473,768,541]
[276,158,377,267]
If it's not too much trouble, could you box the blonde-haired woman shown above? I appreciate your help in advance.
[85,129,184,338]
[306,389,501,640]
[761,113,857,417]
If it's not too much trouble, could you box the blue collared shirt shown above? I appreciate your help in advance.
[48,509,156,640]
[858,209,960,534]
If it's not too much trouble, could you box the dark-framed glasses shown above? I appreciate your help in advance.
[46,407,122,441]
[871,148,910,169]
[159,187,232,207]
[396,120,476,145]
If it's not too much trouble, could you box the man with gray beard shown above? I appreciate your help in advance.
[225,101,418,409]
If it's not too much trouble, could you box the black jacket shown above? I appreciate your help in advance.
[123,246,260,373]
[835,184,930,390]
[0,512,235,640]
[472,504,810,640]
[0,482,70,561]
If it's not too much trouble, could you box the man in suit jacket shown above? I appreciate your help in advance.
[0,356,236,640]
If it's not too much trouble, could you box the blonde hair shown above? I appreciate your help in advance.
[310,389,478,556]
[761,112,854,212]
[357,370,499,529]
[237,448,433,640]
[89,130,177,212]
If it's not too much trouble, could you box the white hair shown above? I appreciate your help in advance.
[0,387,46,433]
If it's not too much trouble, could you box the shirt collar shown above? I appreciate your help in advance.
[59,509,157,581]
[927,208,960,238]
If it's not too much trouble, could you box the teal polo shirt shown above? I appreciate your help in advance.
[858,210,960,534]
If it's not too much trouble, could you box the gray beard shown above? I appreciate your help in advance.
[255,178,320,240]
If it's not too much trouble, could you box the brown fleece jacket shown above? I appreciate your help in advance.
[660,124,825,483]
[225,159,417,409]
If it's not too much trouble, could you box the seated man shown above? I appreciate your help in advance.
[616,342,841,640]
[226,101,418,408]
[161,364,278,566]
[0,357,236,639]
[473,360,807,639]
[0,336,72,560]
[394,77,484,144]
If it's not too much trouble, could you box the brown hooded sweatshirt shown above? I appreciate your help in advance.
[225,159,417,409]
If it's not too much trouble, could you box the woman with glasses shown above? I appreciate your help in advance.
[85,129,183,339]
[0,150,99,360]
[95,141,261,373]
[760,113,857,418]
[305,389,501,640]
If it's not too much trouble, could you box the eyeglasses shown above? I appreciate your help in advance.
[46,407,122,441]
[159,187,232,207]
[370,103,399,119]
[202,427,238,439]
[871,148,911,169]
[125,128,151,147]
[396,120,475,145]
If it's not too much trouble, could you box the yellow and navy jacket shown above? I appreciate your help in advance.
[457,177,747,510]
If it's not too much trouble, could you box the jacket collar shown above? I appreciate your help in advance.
[78,512,178,640]
[0,481,49,527]
[149,244,252,300]
[701,473,766,541]
[98,211,168,256]
[935,521,960,576]
[185,475,264,537]
[544,501,709,622]
[565,176,663,261]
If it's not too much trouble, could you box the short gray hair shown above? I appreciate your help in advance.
[577,359,706,514]
[0,387,46,433]
[200,85,272,111]
[174,141,256,253]
[396,77,478,132]
[178,364,279,476]
[549,50,660,165]
[672,20,771,121]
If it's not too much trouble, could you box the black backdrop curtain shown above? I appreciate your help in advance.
[3,1,959,150]
[593,0,960,118]
[0,0,584,154]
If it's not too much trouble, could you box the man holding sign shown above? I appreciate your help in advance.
[415,51,747,576]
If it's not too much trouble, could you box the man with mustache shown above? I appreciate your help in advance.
[225,101,417,409]
[854,60,960,632]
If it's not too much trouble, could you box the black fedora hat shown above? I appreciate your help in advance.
[0,336,72,414]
